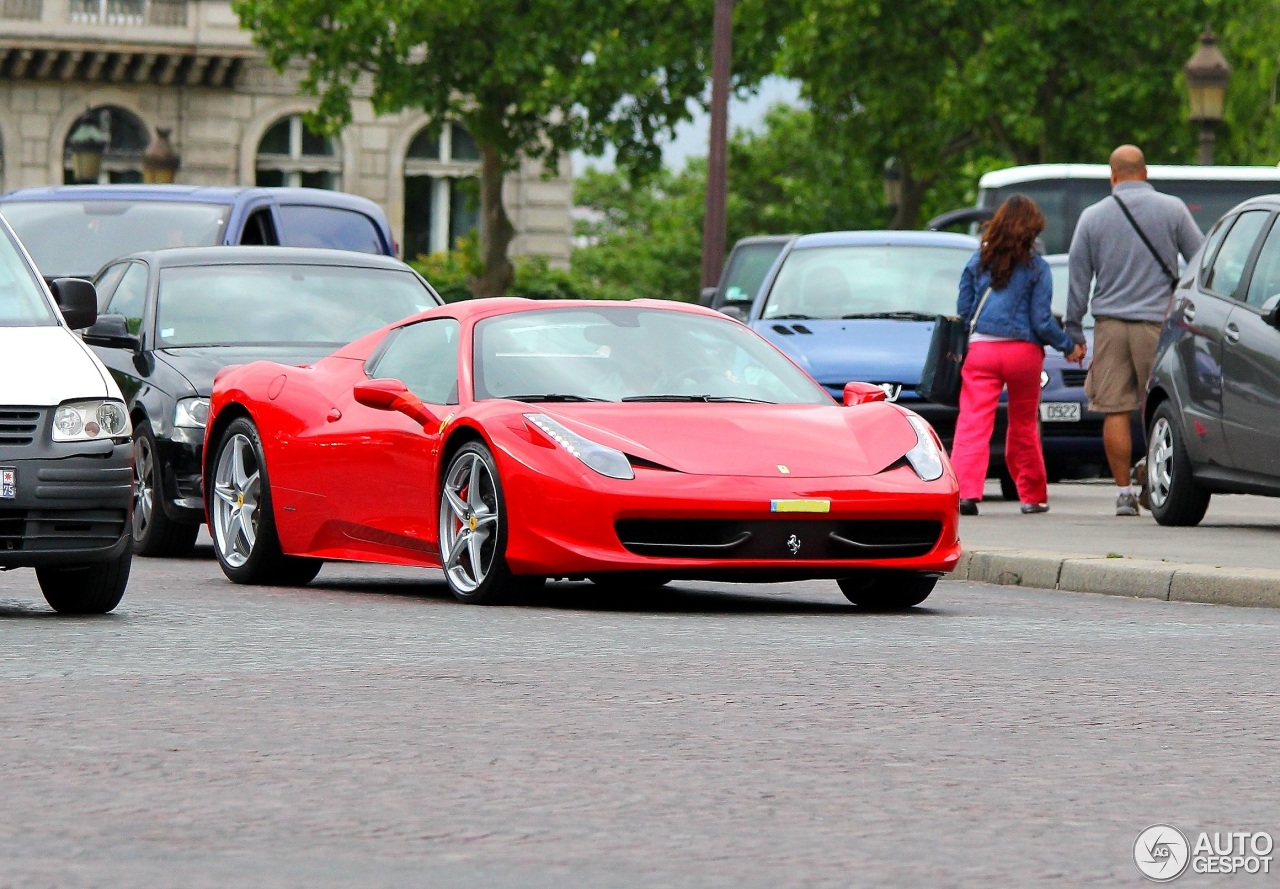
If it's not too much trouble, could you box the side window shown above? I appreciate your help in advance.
[239,209,279,246]
[92,262,129,311]
[105,262,149,335]
[1199,215,1233,277]
[277,205,384,254]
[367,318,460,404]
[1244,217,1280,309]
[1204,210,1269,299]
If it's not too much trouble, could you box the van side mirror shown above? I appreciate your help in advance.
[1262,294,1280,329]
[698,286,717,307]
[842,381,888,406]
[49,277,98,330]
[82,314,141,351]
[719,304,747,322]
[353,378,439,428]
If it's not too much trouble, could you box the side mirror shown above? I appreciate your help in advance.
[842,381,888,406]
[353,378,439,428]
[49,277,98,330]
[698,286,717,307]
[1262,294,1280,329]
[82,314,141,351]
[719,304,747,322]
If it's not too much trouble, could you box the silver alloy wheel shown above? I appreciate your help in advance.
[211,432,260,569]
[438,450,499,593]
[132,434,154,542]
[1148,416,1174,510]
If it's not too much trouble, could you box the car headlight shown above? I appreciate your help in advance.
[1040,370,1050,389]
[903,413,945,481]
[525,413,634,480]
[175,396,211,428]
[52,400,131,442]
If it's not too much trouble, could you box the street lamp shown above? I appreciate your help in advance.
[66,111,108,184]
[1184,27,1231,165]
[142,127,181,184]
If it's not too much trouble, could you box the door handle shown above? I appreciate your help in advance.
[1224,323,1241,344]
[1182,302,1197,323]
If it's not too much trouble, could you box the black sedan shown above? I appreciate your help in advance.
[83,246,443,557]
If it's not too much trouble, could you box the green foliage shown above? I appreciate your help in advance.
[410,232,608,303]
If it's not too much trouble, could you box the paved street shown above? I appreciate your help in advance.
[3,547,1278,888]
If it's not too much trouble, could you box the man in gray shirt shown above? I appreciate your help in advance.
[1066,145,1204,516]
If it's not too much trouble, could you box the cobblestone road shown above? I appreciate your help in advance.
[2,548,1277,888]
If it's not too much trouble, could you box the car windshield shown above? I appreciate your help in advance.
[0,200,230,278]
[154,264,436,347]
[0,225,56,326]
[1048,260,1094,329]
[473,306,833,404]
[761,244,972,320]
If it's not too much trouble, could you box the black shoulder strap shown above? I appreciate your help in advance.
[1113,194,1177,288]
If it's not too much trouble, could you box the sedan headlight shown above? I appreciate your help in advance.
[175,396,211,428]
[525,413,634,480]
[52,400,131,442]
[903,413,945,481]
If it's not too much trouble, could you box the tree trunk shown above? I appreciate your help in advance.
[889,166,930,230]
[470,143,515,299]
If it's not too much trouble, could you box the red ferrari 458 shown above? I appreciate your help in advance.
[203,298,960,608]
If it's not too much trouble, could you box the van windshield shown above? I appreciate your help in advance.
[0,200,230,278]
[0,225,56,327]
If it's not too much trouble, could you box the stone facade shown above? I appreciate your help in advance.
[0,0,573,264]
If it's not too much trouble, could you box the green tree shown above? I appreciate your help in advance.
[233,0,794,298]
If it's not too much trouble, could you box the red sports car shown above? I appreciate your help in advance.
[203,299,960,608]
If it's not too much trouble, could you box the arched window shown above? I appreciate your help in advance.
[403,122,481,259]
[63,106,149,184]
[255,114,341,189]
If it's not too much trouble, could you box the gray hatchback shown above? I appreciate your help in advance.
[1145,195,1280,525]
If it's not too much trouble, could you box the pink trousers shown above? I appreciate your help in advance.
[951,340,1047,504]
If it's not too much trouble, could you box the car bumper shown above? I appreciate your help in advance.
[0,440,133,568]
[156,426,206,522]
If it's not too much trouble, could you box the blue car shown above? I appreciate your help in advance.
[0,184,397,280]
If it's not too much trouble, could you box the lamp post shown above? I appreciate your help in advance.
[883,157,902,226]
[142,127,181,184]
[67,111,108,184]
[700,0,734,290]
[1184,27,1231,165]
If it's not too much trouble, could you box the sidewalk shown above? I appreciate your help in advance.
[952,478,1280,608]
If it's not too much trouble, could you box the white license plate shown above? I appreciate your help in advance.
[1,467,14,499]
[1040,401,1081,422]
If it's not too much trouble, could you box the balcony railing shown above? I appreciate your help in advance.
[0,0,42,20]
[68,0,186,27]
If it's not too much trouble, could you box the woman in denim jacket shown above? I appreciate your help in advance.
[953,195,1086,515]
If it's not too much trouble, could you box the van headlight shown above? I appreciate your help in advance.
[175,396,211,428]
[525,413,634,480]
[904,413,945,481]
[52,400,131,442]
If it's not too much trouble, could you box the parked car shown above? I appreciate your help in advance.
[0,216,132,613]
[0,185,397,281]
[83,246,443,557]
[699,234,794,319]
[204,299,961,609]
[1144,194,1280,525]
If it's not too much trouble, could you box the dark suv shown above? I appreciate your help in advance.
[1145,195,1280,525]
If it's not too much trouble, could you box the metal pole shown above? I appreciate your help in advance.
[1198,123,1215,165]
[700,0,733,291]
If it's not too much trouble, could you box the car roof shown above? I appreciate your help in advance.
[979,163,1280,189]
[789,230,979,250]
[112,245,414,270]
[0,184,385,214]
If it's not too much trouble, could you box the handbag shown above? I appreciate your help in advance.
[917,286,993,407]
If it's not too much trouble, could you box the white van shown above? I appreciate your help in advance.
[0,216,132,613]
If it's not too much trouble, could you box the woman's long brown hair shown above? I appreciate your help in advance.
[979,194,1045,290]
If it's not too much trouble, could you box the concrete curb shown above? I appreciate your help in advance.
[954,548,1280,609]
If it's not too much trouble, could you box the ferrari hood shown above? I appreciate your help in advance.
[752,318,936,389]
[543,402,920,478]
[0,326,114,405]
[157,345,331,395]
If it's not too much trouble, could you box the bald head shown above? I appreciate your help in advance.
[1110,145,1147,183]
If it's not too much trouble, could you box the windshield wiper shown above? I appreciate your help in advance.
[620,394,774,403]
[504,394,609,403]
[841,311,938,321]
[769,313,814,320]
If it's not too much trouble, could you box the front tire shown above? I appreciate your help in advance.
[208,417,321,586]
[437,441,544,604]
[1146,401,1210,527]
[132,428,199,558]
[838,572,937,610]
[37,549,132,614]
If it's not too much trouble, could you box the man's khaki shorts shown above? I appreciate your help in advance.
[1085,318,1163,414]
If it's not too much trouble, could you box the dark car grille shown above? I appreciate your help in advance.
[1061,369,1088,387]
[616,518,942,561]
[0,508,127,552]
[0,409,41,447]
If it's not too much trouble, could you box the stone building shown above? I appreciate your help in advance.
[0,0,573,263]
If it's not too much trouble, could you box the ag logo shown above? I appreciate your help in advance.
[1134,824,1190,882]
[786,534,801,555]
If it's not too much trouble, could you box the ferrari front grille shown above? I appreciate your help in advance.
[615,518,942,560]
